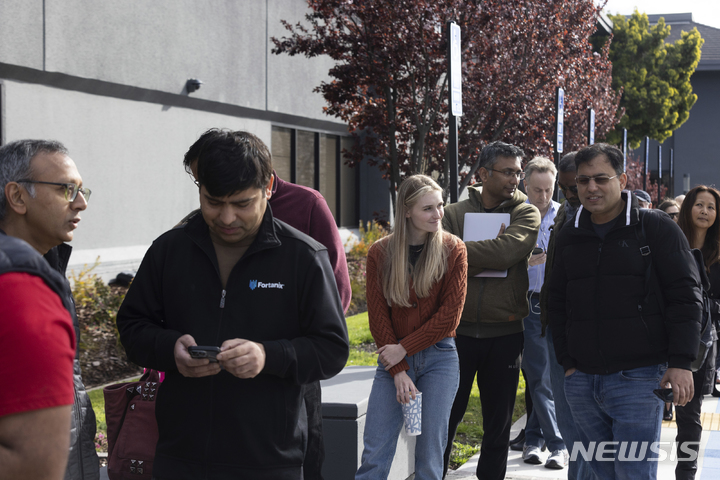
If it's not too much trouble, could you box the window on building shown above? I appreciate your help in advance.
[319,134,338,219]
[270,126,358,227]
[296,130,315,189]
[271,127,292,182]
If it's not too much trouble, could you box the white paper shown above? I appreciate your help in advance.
[463,212,511,278]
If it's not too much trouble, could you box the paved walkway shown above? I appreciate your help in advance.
[447,392,720,480]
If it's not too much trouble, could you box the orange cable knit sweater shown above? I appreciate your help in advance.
[366,232,468,376]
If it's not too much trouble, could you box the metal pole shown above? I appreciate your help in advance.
[622,129,628,171]
[657,144,662,206]
[553,87,564,202]
[643,137,649,192]
[447,21,460,203]
[449,118,458,203]
[670,149,675,197]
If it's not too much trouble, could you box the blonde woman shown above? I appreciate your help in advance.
[355,175,468,480]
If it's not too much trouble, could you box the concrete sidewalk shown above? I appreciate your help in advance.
[447,392,720,480]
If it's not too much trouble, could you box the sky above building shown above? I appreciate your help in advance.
[599,0,720,29]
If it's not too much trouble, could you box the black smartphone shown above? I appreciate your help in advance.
[532,247,544,255]
[653,388,673,403]
[188,346,221,363]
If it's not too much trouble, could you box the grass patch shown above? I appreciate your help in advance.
[88,387,107,434]
[346,349,378,366]
[346,312,374,345]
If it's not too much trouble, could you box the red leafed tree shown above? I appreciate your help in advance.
[272,0,621,205]
[625,152,669,206]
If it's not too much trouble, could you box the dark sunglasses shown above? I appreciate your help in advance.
[667,212,679,219]
[559,183,578,195]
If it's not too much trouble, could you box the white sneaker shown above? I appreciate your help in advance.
[545,449,569,469]
[522,445,543,465]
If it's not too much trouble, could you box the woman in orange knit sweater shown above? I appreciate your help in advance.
[355,175,468,480]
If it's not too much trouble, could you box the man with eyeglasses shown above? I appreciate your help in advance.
[442,141,540,480]
[0,139,99,480]
[547,143,702,479]
[535,151,596,479]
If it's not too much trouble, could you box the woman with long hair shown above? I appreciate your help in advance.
[674,185,720,480]
[355,174,468,480]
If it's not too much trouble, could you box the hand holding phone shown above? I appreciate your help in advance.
[532,247,544,255]
[653,388,673,403]
[188,346,221,363]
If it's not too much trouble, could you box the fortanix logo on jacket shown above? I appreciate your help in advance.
[249,279,285,290]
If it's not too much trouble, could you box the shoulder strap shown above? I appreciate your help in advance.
[636,211,666,316]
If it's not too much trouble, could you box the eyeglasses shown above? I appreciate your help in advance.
[667,212,679,219]
[185,165,200,187]
[17,180,92,203]
[187,171,200,187]
[489,169,525,180]
[559,183,578,195]
[575,174,619,186]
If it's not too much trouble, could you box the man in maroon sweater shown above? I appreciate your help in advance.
[182,128,350,480]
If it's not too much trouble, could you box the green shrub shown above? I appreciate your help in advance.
[71,260,125,330]
[348,220,388,258]
[346,221,388,315]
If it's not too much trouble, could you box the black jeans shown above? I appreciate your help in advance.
[675,340,717,480]
[443,332,523,480]
[152,384,325,480]
[303,381,325,480]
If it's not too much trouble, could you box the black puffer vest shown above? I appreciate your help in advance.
[0,232,99,480]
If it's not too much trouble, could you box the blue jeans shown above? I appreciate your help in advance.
[522,299,565,452]
[356,337,460,480]
[564,364,666,480]
[546,326,595,480]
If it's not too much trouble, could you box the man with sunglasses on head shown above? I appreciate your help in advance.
[547,143,702,479]
[0,140,99,480]
[442,141,540,480]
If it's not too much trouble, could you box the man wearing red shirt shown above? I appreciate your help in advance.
[0,139,96,480]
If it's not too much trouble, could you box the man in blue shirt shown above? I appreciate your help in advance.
[520,156,567,469]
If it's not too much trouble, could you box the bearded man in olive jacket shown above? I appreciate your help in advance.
[442,141,540,480]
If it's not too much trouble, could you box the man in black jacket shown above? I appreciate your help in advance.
[0,139,98,480]
[547,143,702,479]
[116,130,349,480]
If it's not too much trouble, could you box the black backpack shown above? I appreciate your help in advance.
[637,212,714,372]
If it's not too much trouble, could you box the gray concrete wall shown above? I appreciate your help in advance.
[0,0,43,70]
[2,79,272,278]
[0,0,352,279]
[0,0,338,122]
